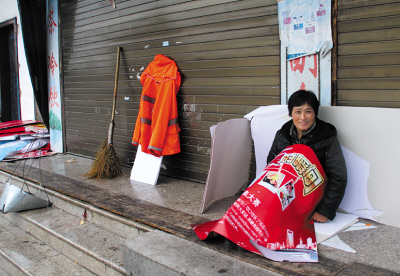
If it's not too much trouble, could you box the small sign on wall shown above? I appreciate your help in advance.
[47,0,63,152]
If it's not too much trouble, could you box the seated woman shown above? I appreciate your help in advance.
[267,90,347,222]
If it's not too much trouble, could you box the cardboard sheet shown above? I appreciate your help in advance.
[318,106,400,227]
[337,147,383,220]
[200,119,252,213]
[320,222,377,253]
[314,212,359,243]
[130,145,163,185]
[244,105,291,175]
[320,235,356,253]
[342,222,377,232]
[338,147,371,213]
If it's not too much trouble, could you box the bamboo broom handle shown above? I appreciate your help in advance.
[108,47,121,145]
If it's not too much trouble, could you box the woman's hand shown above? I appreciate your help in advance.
[311,212,328,223]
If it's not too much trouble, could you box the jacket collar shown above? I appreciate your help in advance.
[289,120,317,144]
[281,118,337,144]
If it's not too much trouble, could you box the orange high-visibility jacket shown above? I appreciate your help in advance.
[131,54,181,157]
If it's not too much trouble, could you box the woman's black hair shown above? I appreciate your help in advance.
[288,90,320,117]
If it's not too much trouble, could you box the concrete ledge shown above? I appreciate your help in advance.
[120,230,281,276]
[0,249,32,276]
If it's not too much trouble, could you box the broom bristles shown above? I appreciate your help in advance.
[87,139,123,179]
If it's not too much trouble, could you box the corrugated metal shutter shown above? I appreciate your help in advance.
[60,0,280,182]
[337,0,400,108]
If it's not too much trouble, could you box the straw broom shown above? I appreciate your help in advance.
[87,47,123,179]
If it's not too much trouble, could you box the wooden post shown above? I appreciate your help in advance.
[331,0,338,106]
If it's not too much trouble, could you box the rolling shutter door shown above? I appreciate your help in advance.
[337,0,400,108]
[60,0,280,182]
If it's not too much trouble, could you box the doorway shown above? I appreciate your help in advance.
[0,18,20,122]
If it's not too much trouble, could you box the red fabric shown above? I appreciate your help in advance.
[192,144,327,257]
[0,120,42,129]
[132,55,181,156]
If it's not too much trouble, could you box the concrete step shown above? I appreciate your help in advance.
[0,171,153,239]
[0,214,95,276]
[4,207,129,275]
[0,174,153,276]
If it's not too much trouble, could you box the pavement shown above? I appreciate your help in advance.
[0,153,399,275]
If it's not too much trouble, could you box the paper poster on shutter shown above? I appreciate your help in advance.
[278,0,332,59]
[287,53,319,99]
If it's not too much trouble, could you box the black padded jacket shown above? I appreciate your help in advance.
[267,118,347,220]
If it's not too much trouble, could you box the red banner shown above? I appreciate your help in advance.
[192,144,327,262]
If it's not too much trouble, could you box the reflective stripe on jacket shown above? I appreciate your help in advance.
[131,54,181,157]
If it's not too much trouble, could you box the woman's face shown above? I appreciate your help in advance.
[292,103,315,137]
